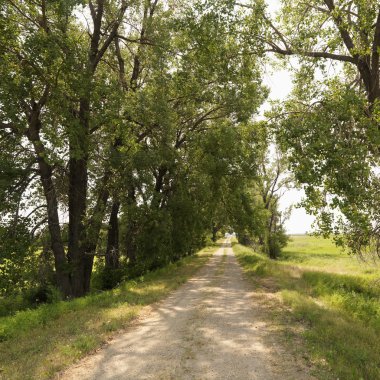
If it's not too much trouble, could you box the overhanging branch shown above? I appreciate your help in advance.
[266,46,356,63]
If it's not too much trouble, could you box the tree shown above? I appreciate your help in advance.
[108,0,268,272]
[0,0,148,297]
[255,145,291,258]
[263,0,380,107]
[255,0,380,257]
[0,0,269,299]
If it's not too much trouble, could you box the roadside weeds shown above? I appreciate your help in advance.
[0,245,217,380]
[233,242,380,380]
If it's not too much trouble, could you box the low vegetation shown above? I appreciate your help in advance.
[234,235,380,380]
[0,245,215,380]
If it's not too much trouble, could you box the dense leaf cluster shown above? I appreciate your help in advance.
[0,0,276,302]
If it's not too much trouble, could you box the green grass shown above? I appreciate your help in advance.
[281,235,380,276]
[0,245,217,380]
[234,236,380,380]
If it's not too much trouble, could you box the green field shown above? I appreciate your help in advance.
[281,235,380,277]
[0,246,216,380]
[234,235,380,380]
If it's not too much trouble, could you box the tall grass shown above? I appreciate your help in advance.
[0,246,216,380]
[234,237,380,380]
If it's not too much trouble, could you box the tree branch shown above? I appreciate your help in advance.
[371,9,380,86]
[92,1,129,70]
[266,46,356,63]
[323,0,356,53]
[0,122,17,133]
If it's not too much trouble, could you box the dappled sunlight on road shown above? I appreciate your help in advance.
[59,241,315,380]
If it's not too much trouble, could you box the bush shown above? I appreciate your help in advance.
[267,228,289,259]
[0,294,28,318]
[24,285,62,305]
[99,267,125,290]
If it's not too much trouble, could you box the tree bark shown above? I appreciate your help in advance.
[105,201,120,269]
[125,187,138,264]
[67,97,90,297]
[26,105,72,297]
[65,0,128,296]
[211,224,220,242]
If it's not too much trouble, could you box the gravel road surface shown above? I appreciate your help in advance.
[59,241,315,380]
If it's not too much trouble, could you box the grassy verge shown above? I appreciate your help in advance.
[0,245,217,380]
[233,236,380,380]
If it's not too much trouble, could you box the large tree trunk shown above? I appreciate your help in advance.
[105,201,120,269]
[67,98,90,297]
[81,169,112,293]
[211,224,219,242]
[81,134,125,291]
[27,106,72,297]
[64,1,127,297]
[125,187,138,264]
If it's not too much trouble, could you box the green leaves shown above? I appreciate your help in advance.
[0,0,271,298]
[272,71,380,256]
[260,0,380,255]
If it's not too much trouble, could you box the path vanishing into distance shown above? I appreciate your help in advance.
[59,241,316,380]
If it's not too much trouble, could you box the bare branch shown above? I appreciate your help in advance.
[93,1,129,70]
[264,15,291,51]
[266,46,356,63]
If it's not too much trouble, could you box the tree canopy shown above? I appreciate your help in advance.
[263,0,380,257]
[1,0,379,305]
[0,0,273,301]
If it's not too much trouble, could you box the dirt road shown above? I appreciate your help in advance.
[59,241,315,380]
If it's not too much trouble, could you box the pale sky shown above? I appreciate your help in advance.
[262,0,316,234]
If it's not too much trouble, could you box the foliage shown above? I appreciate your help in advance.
[256,146,292,258]
[272,79,380,257]
[0,220,33,294]
[261,0,380,257]
[0,0,268,299]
